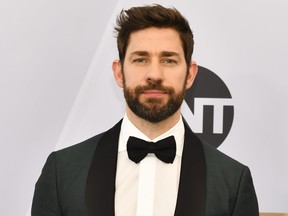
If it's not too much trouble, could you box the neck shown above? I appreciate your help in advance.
[126,106,181,140]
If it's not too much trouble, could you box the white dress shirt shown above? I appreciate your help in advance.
[115,114,185,216]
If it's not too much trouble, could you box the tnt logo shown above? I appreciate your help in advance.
[184,66,234,148]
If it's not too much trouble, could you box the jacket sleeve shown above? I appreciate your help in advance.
[232,166,259,216]
[31,152,63,216]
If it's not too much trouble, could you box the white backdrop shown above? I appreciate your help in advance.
[0,0,287,215]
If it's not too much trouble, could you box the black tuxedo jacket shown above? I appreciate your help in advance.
[32,120,258,216]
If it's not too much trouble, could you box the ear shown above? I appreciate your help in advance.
[185,61,198,89]
[112,60,124,88]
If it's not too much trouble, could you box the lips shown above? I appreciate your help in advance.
[134,84,173,97]
[142,89,166,98]
[143,90,166,94]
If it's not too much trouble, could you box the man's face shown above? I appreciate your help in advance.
[113,27,197,123]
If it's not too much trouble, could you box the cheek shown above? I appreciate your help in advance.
[170,73,188,90]
[123,73,145,88]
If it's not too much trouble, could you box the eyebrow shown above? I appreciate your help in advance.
[129,51,180,58]
[160,51,180,58]
[129,51,149,57]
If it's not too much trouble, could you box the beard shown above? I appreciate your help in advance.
[123,81,186,123]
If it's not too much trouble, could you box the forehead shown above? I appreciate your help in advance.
[126,27,184,56]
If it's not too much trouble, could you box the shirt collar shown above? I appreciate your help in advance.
[118,113,185,157]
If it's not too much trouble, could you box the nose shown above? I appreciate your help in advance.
[146,61,163,84]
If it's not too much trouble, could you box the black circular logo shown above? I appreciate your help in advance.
[184,66,234,148]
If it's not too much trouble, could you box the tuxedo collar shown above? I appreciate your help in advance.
[174,119,207,216]
[85,120,122,216]
[86,118,206,216]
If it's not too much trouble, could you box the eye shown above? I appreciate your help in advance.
[133,58,148,63]
[162,59,177,64]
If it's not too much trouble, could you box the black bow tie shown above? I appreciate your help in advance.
[127,136,176,164]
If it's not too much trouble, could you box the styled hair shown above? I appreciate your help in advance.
[114,4,194,67]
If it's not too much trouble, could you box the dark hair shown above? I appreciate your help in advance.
[114,4,194,67]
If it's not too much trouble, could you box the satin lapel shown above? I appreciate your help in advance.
[86,120,122,216]
[174,120,207,216]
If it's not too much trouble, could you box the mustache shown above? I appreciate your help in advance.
[134,83,174,95]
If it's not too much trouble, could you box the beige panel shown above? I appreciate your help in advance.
[260,213,288,216]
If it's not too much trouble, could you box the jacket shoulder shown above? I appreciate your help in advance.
[202,142,258,215]
[55,132,104,161]
[202,142,247,171]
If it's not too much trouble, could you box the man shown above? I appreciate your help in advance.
[32,4,259,216]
